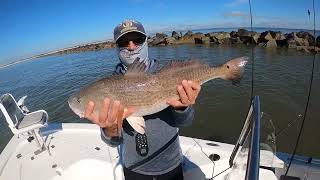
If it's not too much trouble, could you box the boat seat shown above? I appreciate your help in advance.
[16,111,47,129]
[0,93,48,150]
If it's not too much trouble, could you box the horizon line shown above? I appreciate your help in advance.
[1,26,319,68]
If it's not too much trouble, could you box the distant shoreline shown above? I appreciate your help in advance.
[1,28,319,69]
[0,52,60,69]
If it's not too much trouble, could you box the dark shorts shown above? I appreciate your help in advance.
[123,163,183,180]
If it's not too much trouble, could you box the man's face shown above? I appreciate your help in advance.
[116,32,146,50]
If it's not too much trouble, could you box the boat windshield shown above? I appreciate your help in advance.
[226,96,276,180]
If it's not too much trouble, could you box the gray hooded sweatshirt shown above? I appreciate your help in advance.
[100,58,195,175]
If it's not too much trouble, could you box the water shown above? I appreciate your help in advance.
[0,45,319,158]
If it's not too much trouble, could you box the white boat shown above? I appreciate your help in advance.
[0,93,319,180]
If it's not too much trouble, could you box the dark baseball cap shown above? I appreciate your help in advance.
[114,20,146,42]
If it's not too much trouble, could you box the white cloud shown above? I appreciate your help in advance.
[142,13,318,34]
[220,10,316,30]
[224,11,250,18]
[143,21,248,34]
[225,0,246,7]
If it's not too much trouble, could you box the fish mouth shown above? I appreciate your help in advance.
[222,56,249,82]
[74,109,85,118]
[233,56,248,71]
[68,96,85,118]
[238,57,248,67]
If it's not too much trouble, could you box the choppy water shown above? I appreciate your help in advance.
[0,44,319,158]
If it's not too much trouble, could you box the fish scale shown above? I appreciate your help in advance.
[68,57,248,133]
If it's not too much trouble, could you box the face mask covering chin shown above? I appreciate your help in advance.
[118,40,149,67]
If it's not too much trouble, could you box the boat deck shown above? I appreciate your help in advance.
[0,123,282,180]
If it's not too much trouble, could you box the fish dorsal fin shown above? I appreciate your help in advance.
[159,60,207,73]
[125,57,147,77]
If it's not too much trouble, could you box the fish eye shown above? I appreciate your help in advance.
[76,98,81,103]
[227,65,230,69]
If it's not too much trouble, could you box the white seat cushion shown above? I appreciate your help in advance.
[17,111,45,129]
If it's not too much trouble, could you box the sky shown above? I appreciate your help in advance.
[0,0,319,64]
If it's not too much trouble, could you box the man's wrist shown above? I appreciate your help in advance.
[173,106,188,112]
[100,127,122,146]
[103,128,119,138]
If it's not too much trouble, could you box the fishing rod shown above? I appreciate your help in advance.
[274,2,318,139]
[275,114,302,137]
[248,0,254,101]
[247,0,318,178]
[282,0,317,178]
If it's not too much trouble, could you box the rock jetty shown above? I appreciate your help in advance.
[51,29,320,55]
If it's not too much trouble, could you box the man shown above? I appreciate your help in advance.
[84,20,201,180]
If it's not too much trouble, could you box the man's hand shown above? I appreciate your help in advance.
[84,98,135,137]
[167,80,201,109]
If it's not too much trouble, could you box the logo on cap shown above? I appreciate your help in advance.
[122,21,133,28]
[120,20,138,33]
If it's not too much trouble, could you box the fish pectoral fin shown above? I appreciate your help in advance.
[126,116,146,134]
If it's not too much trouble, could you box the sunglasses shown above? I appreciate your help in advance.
[116,36,146,48]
